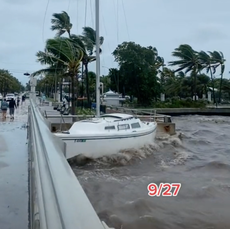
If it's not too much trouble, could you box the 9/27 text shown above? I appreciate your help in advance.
[147,183,181,197]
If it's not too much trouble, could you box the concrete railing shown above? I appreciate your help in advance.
[27,97,113,229]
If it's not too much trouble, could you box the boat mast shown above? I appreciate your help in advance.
[95,0,100,117]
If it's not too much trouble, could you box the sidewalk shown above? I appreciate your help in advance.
[40,104,74,124]
[0,101,28,229]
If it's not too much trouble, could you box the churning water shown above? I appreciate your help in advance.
[72,115,230,229]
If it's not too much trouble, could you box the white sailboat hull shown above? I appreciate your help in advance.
[55,125,156,159]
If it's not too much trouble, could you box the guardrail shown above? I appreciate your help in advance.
[27,97,113,229]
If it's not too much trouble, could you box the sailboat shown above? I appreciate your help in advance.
[54,0,157,160]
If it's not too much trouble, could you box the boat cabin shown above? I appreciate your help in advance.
[100,113,142,130]
[66,113,147,135]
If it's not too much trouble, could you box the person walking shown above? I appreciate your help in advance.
[1,98,8,119]
[9,98,17,119]
[17,96,20,107]
[21,95,25,105]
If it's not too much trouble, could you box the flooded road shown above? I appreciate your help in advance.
[73,115,230,229]
[0,101,28,229]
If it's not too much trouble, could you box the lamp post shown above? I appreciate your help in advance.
[24,72,36,99]
[77,74,84,109]
[81,76,84,109]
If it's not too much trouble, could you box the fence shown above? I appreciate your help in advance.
[27,96,113,229]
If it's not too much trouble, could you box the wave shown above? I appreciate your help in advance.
[69,132,191,168]
[189,161,230,172]
[191,129,216,136]
[97,198,168,229]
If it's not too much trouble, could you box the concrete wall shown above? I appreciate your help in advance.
[155,108,230,116]
[48,122,176,136]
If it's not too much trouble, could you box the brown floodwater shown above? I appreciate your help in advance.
[72,115,230,229]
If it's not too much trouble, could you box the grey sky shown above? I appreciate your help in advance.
[0,0,229,85]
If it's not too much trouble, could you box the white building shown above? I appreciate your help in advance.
[103,90,120,106]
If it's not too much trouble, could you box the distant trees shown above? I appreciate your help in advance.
[104,43,227,105]
[0,69,23,95]
[34,10,228,107]
[110,42,162,105]
[168,44,225,103]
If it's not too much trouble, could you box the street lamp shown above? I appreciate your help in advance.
[24,72,37,99]
[24,72,30,93]
[78,75,85,109]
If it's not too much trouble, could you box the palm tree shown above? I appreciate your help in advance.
[164,70,186,98]
[198,51,217,103]
[80,27,104,107]
[196,74,210,98]
[168,44,201,100]
[50,11,73,101]
[50,12,104,108]
[159,67,173,94]
[210,51,225,103]
[33,37,84,115]
[51,11,72,37]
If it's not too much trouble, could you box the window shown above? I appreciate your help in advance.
[117,124,130,130]
[131,122,141,129]
[105,126,116,130]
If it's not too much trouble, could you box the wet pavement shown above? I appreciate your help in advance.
[0,101,29,229]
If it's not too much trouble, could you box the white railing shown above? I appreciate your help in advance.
[27,97,113,229]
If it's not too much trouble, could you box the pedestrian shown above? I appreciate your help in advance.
[1,98,8,119]
[21,95,25,105]
[42,94,46,105]
[9,98,17,119]
[17,96,20,107]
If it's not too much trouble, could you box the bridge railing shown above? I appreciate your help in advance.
[27,97,113,229]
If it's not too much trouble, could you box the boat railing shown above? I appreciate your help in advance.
[27,97,113,229]
[108,106,172,123]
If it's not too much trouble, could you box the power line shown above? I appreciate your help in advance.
[121,0,130,40]
[0,62,38,65]
[116,0,119,43]
[42,0,50,43]
[67,0,71,12]
[84,0,88,27]
[90,0,94,28]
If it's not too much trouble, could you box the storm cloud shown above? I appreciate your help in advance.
[0,0,229,85]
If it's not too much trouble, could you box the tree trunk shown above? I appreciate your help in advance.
[71,75,76,115]
[81,63,84,108]
[218,73,223,103]
[194,77,197,101]
[59,79,63,102]
[116,72,119,93]
[194,70,198,101]
[68,77,71,107]
[84,63,91,108]
[210,68,216,104]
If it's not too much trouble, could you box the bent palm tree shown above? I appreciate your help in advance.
[51,11,72,37]
[210,51,225,103]
[169,44,201,100]
[80,27,104,107]
[34,37,84,114]
[198,51,217,103]
[50,12,105,107]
